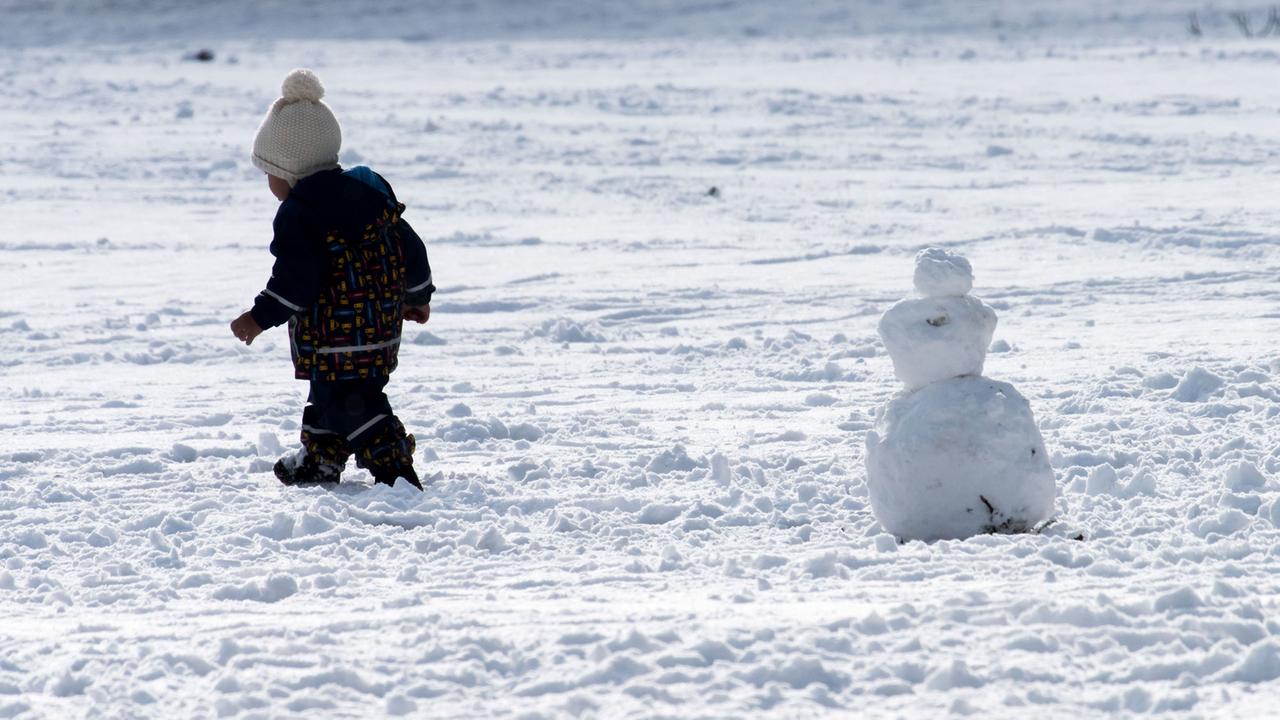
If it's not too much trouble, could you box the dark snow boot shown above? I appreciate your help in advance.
[276,422,350,486]
[274,451,343,486]
[356,418,422,490]
[372,466,423,490]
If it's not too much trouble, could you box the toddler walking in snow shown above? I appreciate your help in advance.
[229,69,434,490]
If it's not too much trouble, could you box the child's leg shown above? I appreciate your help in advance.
[313,378,419,486]
[353,415,417,484]
[300,399,352,470]
[275,387,353,485]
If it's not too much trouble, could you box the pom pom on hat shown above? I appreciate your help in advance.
[251,68,342,186]
[281,68,325,103]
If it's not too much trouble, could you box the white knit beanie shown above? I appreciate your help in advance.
[251,69,342,186]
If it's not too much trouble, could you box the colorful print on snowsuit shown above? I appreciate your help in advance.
[290,200,408,381]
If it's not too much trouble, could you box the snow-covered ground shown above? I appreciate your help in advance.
[5,1,1280,717]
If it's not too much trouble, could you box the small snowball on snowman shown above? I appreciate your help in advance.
[865,248,1056,541]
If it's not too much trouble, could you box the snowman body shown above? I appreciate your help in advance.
[865,249,1055,541]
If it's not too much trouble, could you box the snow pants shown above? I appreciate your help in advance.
[299,377,415,477]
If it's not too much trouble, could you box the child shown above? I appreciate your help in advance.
[229,69,434,490]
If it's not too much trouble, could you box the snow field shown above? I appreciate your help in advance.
[4,1,1280,717]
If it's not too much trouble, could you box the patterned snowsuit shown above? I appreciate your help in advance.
[249,167,434,480]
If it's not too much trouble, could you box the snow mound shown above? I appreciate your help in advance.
[281,68,324,102]
[924,659,983,690]
[865,376,1055,541]
[212,573,298,603]
[1223,461,1268,492]
[1189,509,1251,539]
[410,331,446,346]
[878,295,997,391]
[1172,366,1223,402]
[1085,463,1119,496]
[531,318,606,343]
[1218,640,1280,683]
[913,247,973,297]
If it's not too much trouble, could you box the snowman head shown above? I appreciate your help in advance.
[913,247,973,297]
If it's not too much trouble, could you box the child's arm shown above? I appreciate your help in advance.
[400,216,434,324]
[230,203,325,345]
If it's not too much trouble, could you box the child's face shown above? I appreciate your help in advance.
[267,174,290,202]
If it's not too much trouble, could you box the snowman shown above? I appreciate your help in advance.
[865,248,1056,541]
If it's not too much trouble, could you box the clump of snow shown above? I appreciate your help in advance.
[101,458,165,476]
[256,432,283,455]
[461,526,509,554]
[1085,463,1119,496]
[49,671,92,697]
[169,443,197,462]
[912,247,974,297]
[1223,461,1267,492]
[1172,366,1224,402]
[385,694,418,716]
[637,503,683,524]
[212,574,298,603]
[507,422,543,441]
[1121,467,1157,498]
[512,458,554,482]
[410,331,446,346]
[1189,509,1252,539]
[923,659,983,690]
[1218,640,1280,683]
[645,446,704,474]
[878,296,996,391]
[435,417,512,442]
[1263,497,1280,527]
[865,377,1055,541]
[531,318,606,343]
[1153,586,1203,612]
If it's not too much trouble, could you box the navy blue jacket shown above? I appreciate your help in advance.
[247,167,437,381]
[249,167,434,332]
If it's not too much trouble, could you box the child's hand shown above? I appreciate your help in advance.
[404,304,430,324]
[230,311,264,345]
